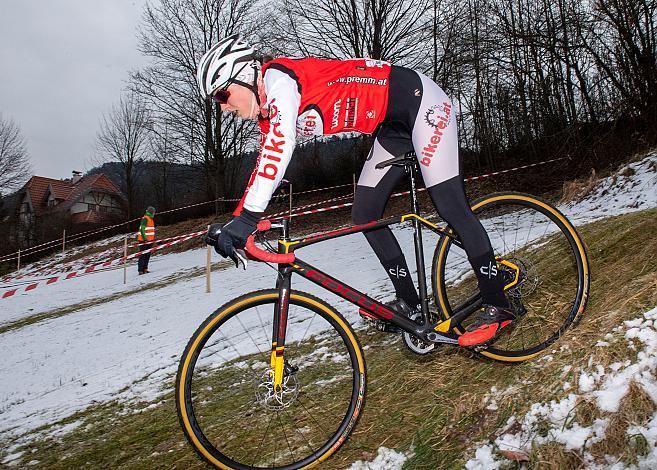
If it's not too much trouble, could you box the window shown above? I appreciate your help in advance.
[88,204,98,212]
[99,206,109,213]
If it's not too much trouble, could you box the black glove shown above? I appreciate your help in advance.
[205,209,261,258]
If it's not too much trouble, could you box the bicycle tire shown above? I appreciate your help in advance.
[176,289,366,469]
[431,192,590,362]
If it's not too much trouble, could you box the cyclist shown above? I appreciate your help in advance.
[199,35,516,347]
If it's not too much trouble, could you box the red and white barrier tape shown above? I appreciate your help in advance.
[1,249,123,286]
[0,196,244,263]
[274,157,568,220]
[1,230,205,299]
[267,193,354,220]
[0,220,140,263]
[465,157,566,181]
[1,245,123,283]
[1,157,566,281]
[294,182,354,195]
[130,232,201,248]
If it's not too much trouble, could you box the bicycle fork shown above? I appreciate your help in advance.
[270,266,292,391]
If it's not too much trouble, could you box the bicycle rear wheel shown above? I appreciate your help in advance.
[432,193,590,361]
[176,290,365,469]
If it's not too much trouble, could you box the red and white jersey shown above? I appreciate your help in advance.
[237,57,391,214]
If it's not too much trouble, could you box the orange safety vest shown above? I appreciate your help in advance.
[137,214,155,241]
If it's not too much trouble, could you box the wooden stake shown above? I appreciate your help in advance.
[123,236,128,284]
[62,229,66,254]
[206,225,211,293]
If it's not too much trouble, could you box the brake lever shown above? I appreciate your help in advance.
[232,248,248,270]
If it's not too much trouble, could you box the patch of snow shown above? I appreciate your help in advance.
[464,445,502,470]
[348,447,411,469]
[1,451,24,465]
[466,305,657,468]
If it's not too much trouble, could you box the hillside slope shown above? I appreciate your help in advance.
[0,152,655,468]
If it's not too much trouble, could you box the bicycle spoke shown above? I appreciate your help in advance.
[513,209,523,253]
[275,412,295,464]
[252,414,274,467]
[523,208,538,250]
[297,311,317,348]
[295,393,330,437]
[235,313,268,357]
[254,304,273,347]
[284,407,317,455]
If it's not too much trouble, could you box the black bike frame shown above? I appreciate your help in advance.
[269,162,473,350]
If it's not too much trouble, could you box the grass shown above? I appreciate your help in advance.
[1,207,656,469]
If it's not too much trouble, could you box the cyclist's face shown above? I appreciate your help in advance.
[218,84,259,119]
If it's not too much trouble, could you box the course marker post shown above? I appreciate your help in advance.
[206,225,211,294]
[17,248,20,271]
[123,236,128,284]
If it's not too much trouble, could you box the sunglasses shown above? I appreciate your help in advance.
[212,88,231,104]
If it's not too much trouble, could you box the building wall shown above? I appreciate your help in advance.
[70,191,123,215]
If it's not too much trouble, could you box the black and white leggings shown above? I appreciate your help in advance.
[352,66,507,309]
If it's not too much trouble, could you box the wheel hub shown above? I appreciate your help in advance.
[503,257,538,298]
[254,363,300,411]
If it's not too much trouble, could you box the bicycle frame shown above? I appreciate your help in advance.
[265,163,478,386]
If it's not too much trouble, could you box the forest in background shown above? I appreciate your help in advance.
[1,0,655,257]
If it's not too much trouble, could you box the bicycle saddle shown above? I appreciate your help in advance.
[375,151,417,170]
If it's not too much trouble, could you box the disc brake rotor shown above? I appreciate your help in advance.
[254,364,300,411]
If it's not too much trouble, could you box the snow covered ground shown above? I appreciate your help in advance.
[0,153,655,466]
[465,306,657,470]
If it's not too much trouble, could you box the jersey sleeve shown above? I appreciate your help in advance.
[240,69,300,214]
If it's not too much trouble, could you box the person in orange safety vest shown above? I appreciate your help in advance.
[137,206,156,274]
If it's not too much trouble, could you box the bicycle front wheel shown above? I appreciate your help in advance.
[432,193,590,362]
[176,290,366,469]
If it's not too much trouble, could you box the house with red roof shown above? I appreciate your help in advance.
[16,171,125,244]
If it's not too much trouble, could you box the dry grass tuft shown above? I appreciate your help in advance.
[528,442,586,469]
[560,168,597,203]
[573,397,599,428]
[589,381,656,463]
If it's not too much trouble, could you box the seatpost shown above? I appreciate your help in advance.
[407,160,430,322]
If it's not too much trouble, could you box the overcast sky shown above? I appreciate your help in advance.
[0,0,147,180]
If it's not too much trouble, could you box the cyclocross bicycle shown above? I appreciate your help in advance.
[176,152,590,469]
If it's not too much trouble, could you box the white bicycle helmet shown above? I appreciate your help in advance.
[196,34,257,99]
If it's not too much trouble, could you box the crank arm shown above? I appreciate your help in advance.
[425,331,459,345]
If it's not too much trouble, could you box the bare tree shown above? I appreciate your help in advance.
[276,0,431,66]
[582,0,657,121]
[0,114,31,195]
[130,0,262,212]
[95,93,151,218]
